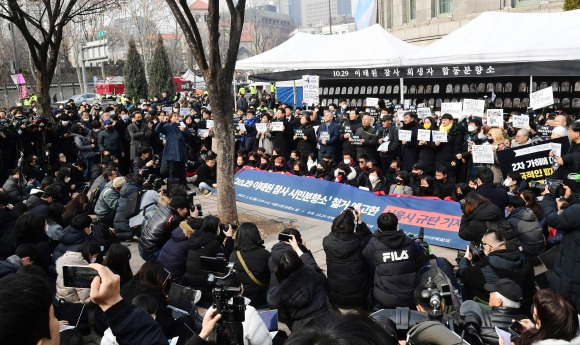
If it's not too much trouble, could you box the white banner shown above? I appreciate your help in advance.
[432,131,448,143]
[417,107,431,119]
[302,75,319,105]
[271,122,284,132]
[512,115,529,129]
[530,87,554,110]
[463,99,485,117]
[255,123,267,132]
[366,97,379,107]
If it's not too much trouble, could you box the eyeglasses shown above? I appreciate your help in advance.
[358,161,365,164]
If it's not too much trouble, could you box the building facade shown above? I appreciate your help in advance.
[379,0,565,46]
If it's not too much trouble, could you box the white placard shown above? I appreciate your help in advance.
[255,123,267,132]
[377,142,389,152]
[397,110,406,122]
[366,97,379,107]
[551,143,562,157]
[271,122,284,132]
[162,107,173,113]
[206,120,215,129]
[441,102,464,120]
[197,128,209,137]
[417,129,431,142]
[237,123,246,132]
[398,129,412,142]
[463,99,485,117]
[417,107,431,119]
[302,75,319,105]
[432,131,448,143]
[472,145,494,164]
[179,108,191,116]
[350,135,362,145]
[404,99,410,109]
[487,109,504,127]
[512,115,529,129]
[319,131,330,141]
[530,87,554,110]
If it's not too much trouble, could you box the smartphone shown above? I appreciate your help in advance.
[278,233,293,242]
[508,321,524,338]
[62,265,99,289]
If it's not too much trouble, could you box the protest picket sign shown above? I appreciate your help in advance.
[234,168,467,249]
[441,102,463,120]
[179,108,191,116]
[463,99,485,117]
[417,107,431,119]
[302,75,319,105]
[162,107,173,113]
[417,129,431,142]
[366,97,379,107]
[487,109,504,127]
[432,131,448,143]
[497,137,569,180]
[271,122,284,132]
[530,87,554,110]
[319,131,330,141]
[255,123,267,133]
[398,129,412,142]
[197,128,209,137]
[206,120,215,129]
[294,128,304,137]
[512,115,529,129]
[471,145,494,164]
[377,142,389,152]
[397,110,406,122]
[536,125,553,138]
[351,135,362,145]
[237,123,246,132]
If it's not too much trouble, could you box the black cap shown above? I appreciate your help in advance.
[484,278,522,302]
[70,124,81,134]
[169,196,190,210]
[412,163,424,171]
[42,186,59,199]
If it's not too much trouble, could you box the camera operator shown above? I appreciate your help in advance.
[459,279,527,345]
[323,206,373,309]
[363,212,427,310]
[133,147,158,175]
[458,229,535,311]
[541,183,580,310]
[185,215,234,308]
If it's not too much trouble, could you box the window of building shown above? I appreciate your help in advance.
[437,0,453,16]
[407,0,416,22]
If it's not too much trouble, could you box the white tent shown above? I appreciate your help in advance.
[403,10,580,66]
[236,24,420,70]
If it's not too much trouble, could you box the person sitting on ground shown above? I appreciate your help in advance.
[504,195,545,266]
[503,172,529,196]
[157,215,200,285]
[52,214,94,266]
[470,167,509,214]
[103,243,133,287]
[388,170,413,196]
[334,162,358,186]
[55,241,100,304]
[0,243,38,278]
[195,154,217,195]
[364,167,386,192]
[94,176,126,228]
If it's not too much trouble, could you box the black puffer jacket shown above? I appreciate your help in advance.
[505,207,545,265]
[461,300,527,345]
[362,230,425,309]
[542,194,580,310]
[323,223,372,308]
[459,202,502,243]
[229,247,271,307]
[139,201,182,254]
[113,182,141,241]
[52,226,91,264]
[185,231,234,308]
[267,256,327,332]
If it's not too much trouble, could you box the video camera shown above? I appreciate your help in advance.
[529,179,566,198]
[201,254,246,323]
[187,191,202,216]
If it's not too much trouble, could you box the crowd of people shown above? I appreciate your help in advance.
[0,89,579,345]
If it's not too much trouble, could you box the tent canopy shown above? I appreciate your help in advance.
[403,10,580,66]
[236,24,419,70]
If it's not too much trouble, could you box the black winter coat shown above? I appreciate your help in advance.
[267,257,327,331]
[340,119,362,157]
[323,223,372,308]
[459,202,502,243]
[505,207,545,265]
[542,195,580,310]
[113,182,141,240]
[295,124,317,159]
[157,225,191,284]
[417,133,437,175]
[185,231,234,308]
[362,230,425,309]
[139,205,182,254]
[434,124,463,171]
[229,247,271,307]
[400,122,419,171]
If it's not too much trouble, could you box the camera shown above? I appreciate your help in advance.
[220,221,238,232]
[419,277,451,320]
[456,244,485,264]
[201,254,246,324]
[529,179,565,198]
[151,154,160,165]
[146,174,163,191]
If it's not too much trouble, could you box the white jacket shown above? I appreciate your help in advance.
[55,251,91,304]
[242,304,272,345]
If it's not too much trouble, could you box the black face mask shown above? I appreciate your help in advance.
[411,173,420,179]
[317,168,324,173]
[435,178,445,184]
[420,186,430,192]
[396,180,403,185]
[135,120,142,126]
[387,168,395,174]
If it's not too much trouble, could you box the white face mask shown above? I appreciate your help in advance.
[110,111,115,116]
[121,114,129,121]
[503,178,513,187]
[64,177,71,183]
[62,121,69,126]
[90,257,97,263]
[478,133,485,139]
[467,125,475,132]
[343,159,351,165]
[341,104,347,109]
[194,118,200,123]
[369,175,378,183]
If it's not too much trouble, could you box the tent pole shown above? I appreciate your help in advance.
[400,77,404,106]
[293,80,297,109]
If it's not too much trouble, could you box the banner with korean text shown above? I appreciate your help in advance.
[234,169,467,249]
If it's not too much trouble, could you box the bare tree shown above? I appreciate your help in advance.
[0,0,118,117]
[165,0,245,222]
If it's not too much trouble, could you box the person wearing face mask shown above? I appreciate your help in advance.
[416,116,437,176]
[384,159,401,191]
[98,119,125,160]
[434,166,456,198]
[334,162,358,186]
[415,175,443,199]
[400,112,420,171]
[503,172,529,196]
[127,111,151,161]
[456,117,484,183]
[55,240,101,304]
[388,171,413,196]
[434,114,463,179]
[364,168,386,193]
[55,115,78,165]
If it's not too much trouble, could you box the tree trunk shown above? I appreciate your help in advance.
[208,78,238,223]
[36,71,52,118]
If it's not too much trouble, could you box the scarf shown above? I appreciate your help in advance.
[439,123,453,133]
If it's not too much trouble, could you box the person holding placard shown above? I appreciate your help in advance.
[376,115,399,172]
[317,110,340,162]
[340,109,362,159]
[552,122,580,192]
[270,109,294,159]
[295,115,317,163]
[197,108,214,150]
[353,114,378,163]
[434,114,463,179]
[399,112,420,171]
[416,116,437,176]
[240,109,258,152]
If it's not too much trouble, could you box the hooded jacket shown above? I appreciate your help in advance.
[505,207,545,265]
[363,230,425,308]
[323,223,372,308]
[55,251,91,303]
[157,221,195,284]
[0,254,22,278]
[52,225,90,265]
[459,202,502,243]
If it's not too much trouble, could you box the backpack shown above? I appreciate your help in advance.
[125,189,146,218]
[418,258,463,312]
